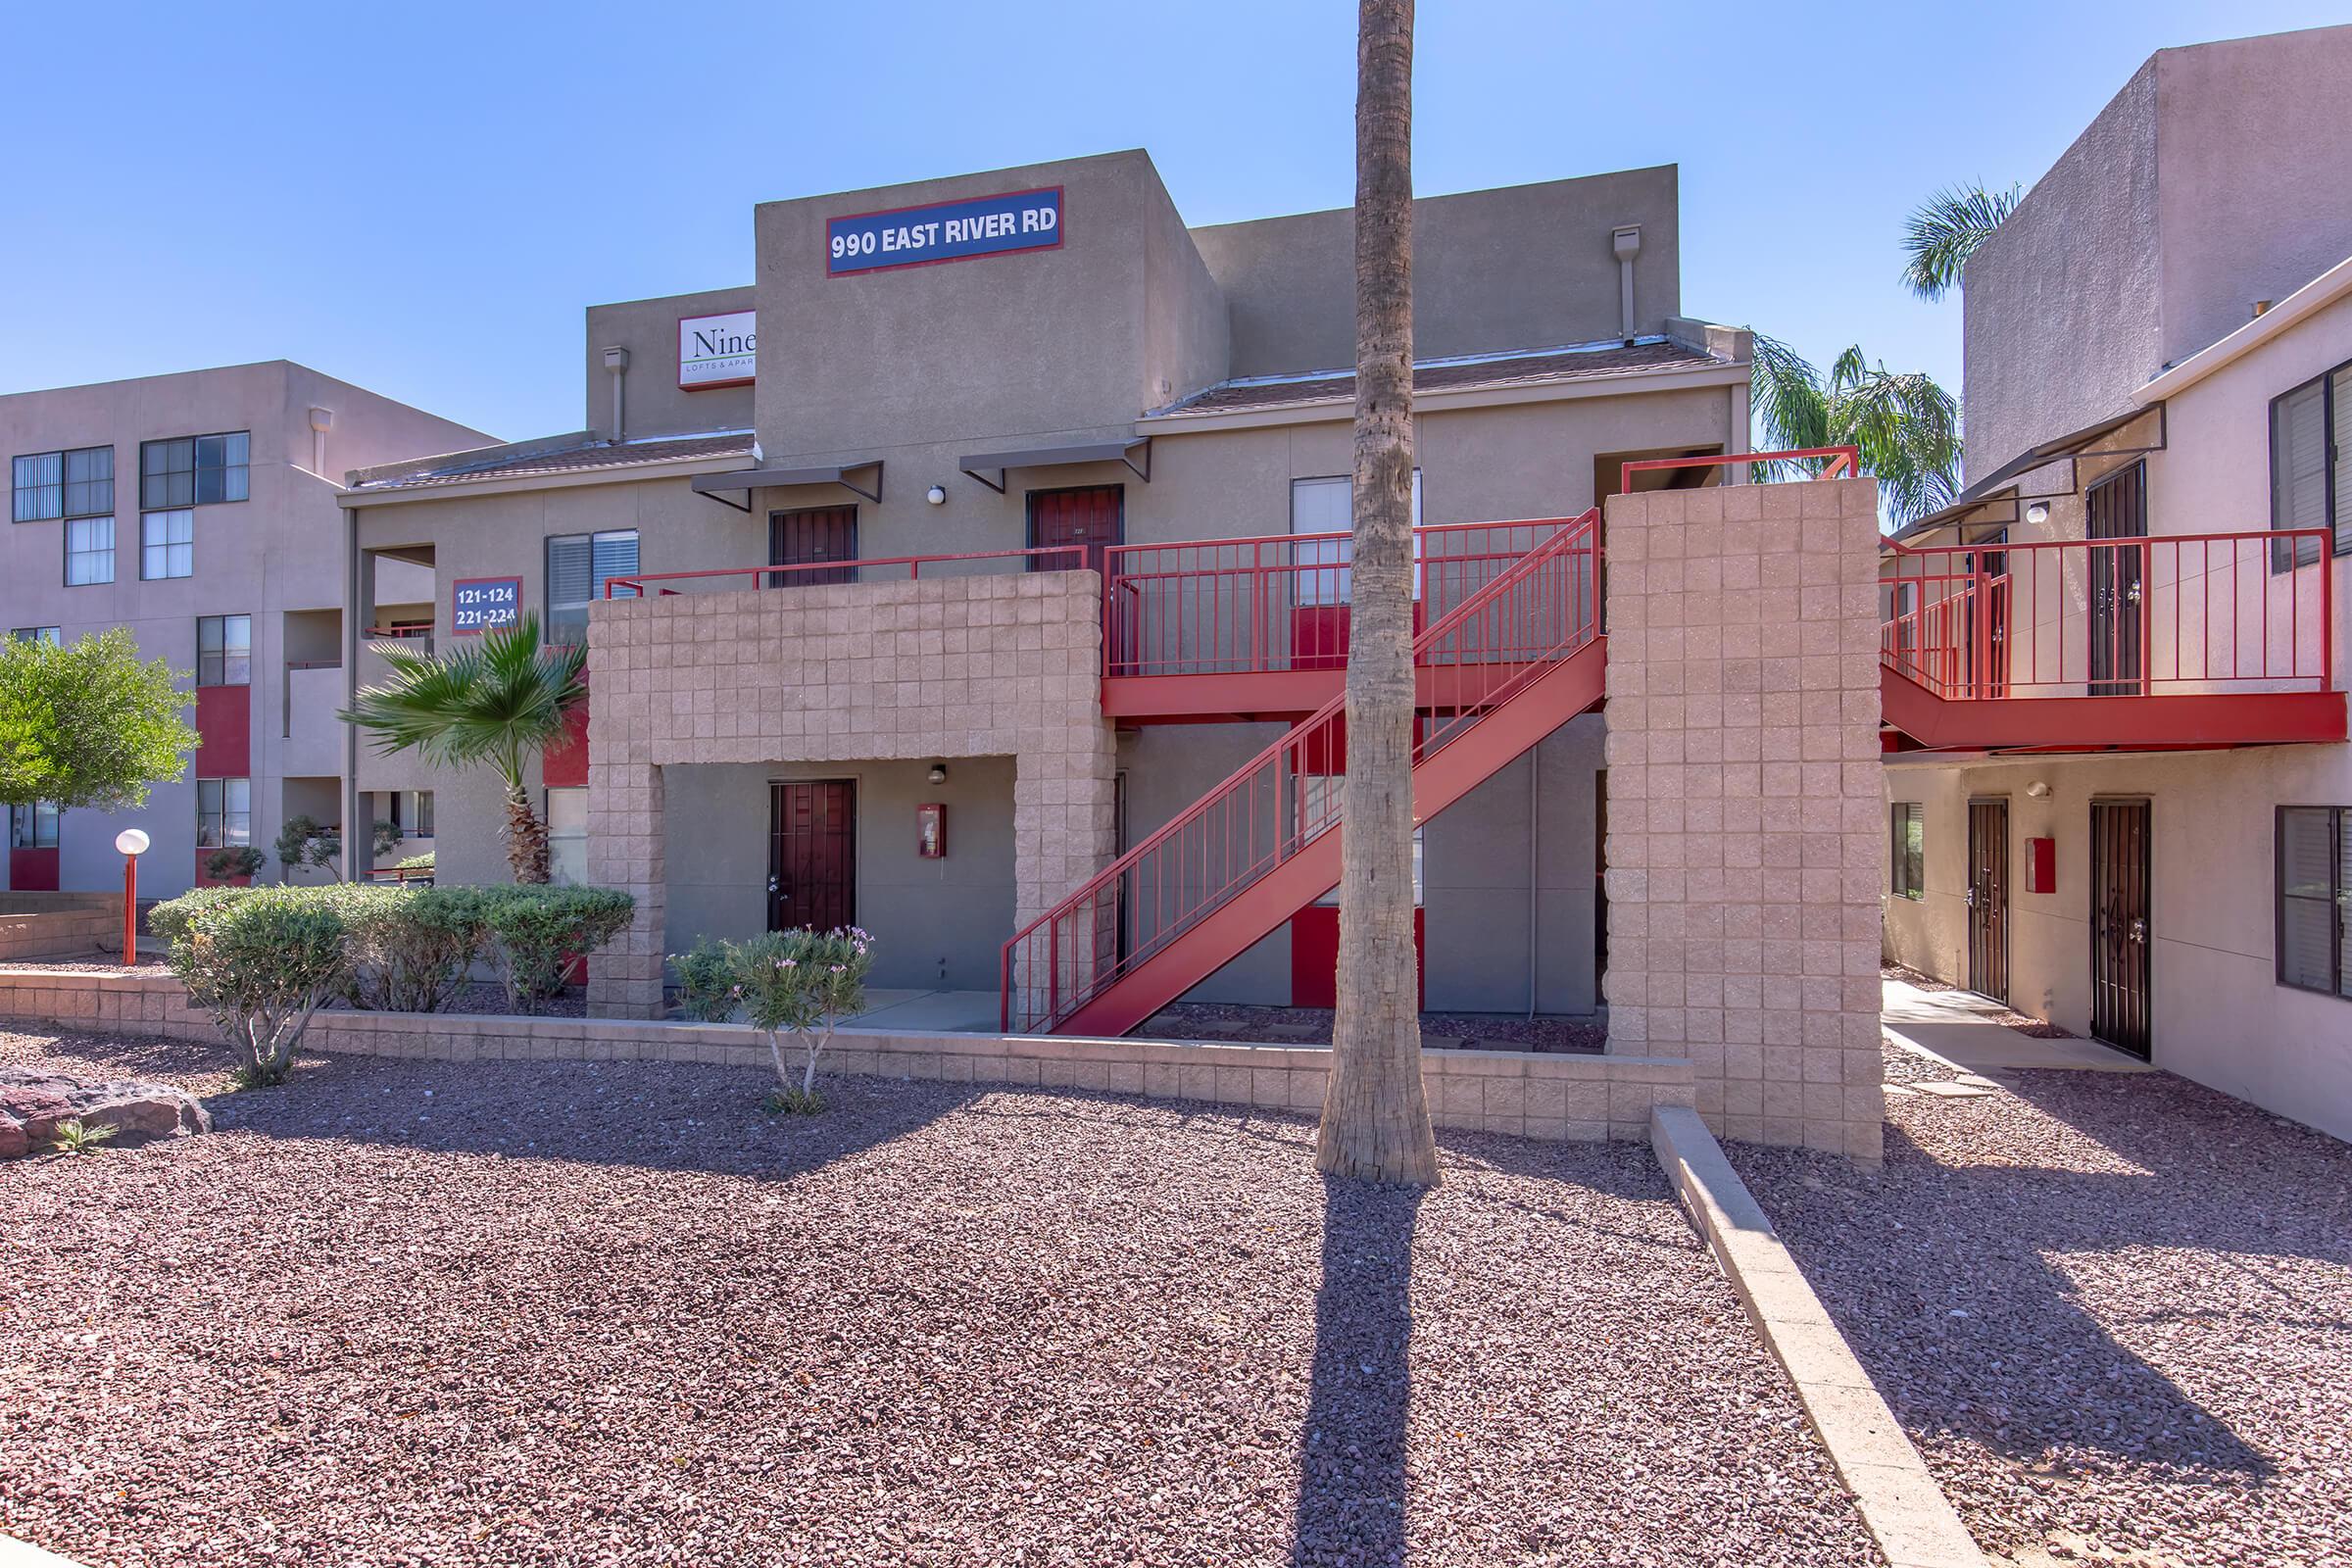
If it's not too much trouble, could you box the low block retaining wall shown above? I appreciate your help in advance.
[0,899,118,963]
[0,969,1693,1141]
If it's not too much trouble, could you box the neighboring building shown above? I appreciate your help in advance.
[339,150,1756,1023]
[1880,26,2352,1138]
[1,364,489,900]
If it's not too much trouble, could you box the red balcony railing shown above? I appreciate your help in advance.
[1002,510,1601,1033]
[1102,519,1571,677]
[605,546,1088,598]
[1882,529,2335,700]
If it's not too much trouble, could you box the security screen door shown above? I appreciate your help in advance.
[768,507,858,587]
[2089,798,2152,1058]
[1967,799,2009,1003]
[2085,464,2147,697]
[1028,485,1124,576]
[768,781,857,933]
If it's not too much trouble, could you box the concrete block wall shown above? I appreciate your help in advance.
[0,905,116,963]
[1600,477,1886,1158]
[580,571,1116,1018]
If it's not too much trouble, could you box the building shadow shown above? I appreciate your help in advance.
[1291,1174,1424,1568]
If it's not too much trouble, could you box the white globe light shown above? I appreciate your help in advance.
[115,829,151,857]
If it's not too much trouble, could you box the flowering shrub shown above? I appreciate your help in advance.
[671,938,740,1022]
[721,926,874,1109]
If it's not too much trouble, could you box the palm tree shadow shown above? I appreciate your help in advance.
[1291,1174,1423,1568]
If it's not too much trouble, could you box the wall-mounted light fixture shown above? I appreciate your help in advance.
[925,485,947,506]
[2026,502,2051,525]
[927,762,949,785]
[2026,779,2051,799]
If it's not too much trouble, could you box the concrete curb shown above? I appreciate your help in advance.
[1,1535,86,1567]
[1649,1105,1987,1568]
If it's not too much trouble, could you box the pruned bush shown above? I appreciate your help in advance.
[672,937,739,1022]
[477,885,635,1013]
[149,885,260,946]
[166,884,368,1085]
[344,886,486,1012]
[204,846,266,882]
[723,926,873,1106]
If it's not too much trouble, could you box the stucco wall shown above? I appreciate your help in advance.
[1602,478,1886,1158]
[583,284,758,442]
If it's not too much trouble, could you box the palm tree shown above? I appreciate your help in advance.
[1749,333,1962,525]
[1900,183,2017,301]
[339,612,587,883]
[1317,0,1440,1187]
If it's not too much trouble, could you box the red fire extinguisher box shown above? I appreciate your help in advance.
[2025,836,2056,894]
[916,803,946,858]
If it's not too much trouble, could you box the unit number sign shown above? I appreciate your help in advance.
[452,576,521,634]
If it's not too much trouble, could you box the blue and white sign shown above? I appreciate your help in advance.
[452,576,520,635]
[827,186,1063,276]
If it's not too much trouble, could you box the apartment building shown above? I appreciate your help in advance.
[1879,25,2352,1138]
[1,364,489,900]
[336,150,1757,1024]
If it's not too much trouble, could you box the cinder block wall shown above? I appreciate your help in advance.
[1599,477,1886,1158]
[580,572,1117,1018]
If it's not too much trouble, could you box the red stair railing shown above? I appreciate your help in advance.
[1002,509,1601,1033]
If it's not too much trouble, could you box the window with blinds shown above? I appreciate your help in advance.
[546,529,638,646]
[2277,806,2351,1000]
[2271,362,2349,568]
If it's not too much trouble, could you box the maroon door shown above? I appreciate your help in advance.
[2085,464,2147,697]
[769,781,856,932]
[769,506,858,587]
[1027,485,1123,575]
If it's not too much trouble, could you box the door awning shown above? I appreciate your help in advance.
[957,437,1151,494]
[689,460,884,512]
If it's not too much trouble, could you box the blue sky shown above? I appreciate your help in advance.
[3,2,2344,443]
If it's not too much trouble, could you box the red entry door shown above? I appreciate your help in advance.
[769,781,857,932]
[1028,485,1123,576]
[769,506,858,587]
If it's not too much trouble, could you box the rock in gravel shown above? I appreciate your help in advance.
[0,1063,209,1153]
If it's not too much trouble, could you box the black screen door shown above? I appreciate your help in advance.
[1967,799,2009,1003]
[768,506,858,587]
[769,781,857,932]
[2086,464,2147,696]
[2090,798,2152,1057]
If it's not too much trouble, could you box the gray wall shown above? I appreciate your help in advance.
[1193,167,1681,377]
[662,758,1016,992]
[583,284,758,442]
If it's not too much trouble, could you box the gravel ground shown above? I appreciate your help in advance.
[2,1025,1879,1568]
[1732,1054,2352,1568]
[0,957,172,975]
[1144,1004,1605,1054]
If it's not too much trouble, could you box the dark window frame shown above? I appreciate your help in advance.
[2276,805,2350,1002]
[12,445,113,523]
[64,515,114,585]
[10,801,60,850]
[2269,356,2350,569]
[387,788,435,839]
[141,508,194,580]
[10,626,61,646]
[140,431,250,512]
[1890,802,1926,900]
[196,776,252,849]
[545,528,640,648]
[197,613,252,688]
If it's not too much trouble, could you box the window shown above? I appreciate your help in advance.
[2278,807,2352,1000]
[196,777,252,849]
[547,786,588,886]
[197,614,251,686]
[10,626,60,646]
[546,529,639,646]
[13,447,105,523]
[13,452,60,521]
[10,801,59,850]
[1289,471,1424,605]
[386,789,435,839]
[2272,361,2350,566]
[65,516,114,584]
[142,510,194,579]
[140,432,249,511]
[1890,803,1925,900]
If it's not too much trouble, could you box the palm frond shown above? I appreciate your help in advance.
[1900,183,2018,301]
[339,612,587,790]
[1822,347,1962,524]
[1746,332,1833,481]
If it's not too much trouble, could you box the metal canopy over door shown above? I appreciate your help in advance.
[2085,463,2148,697]
[1028,485,1124,577]
[769,506,858,587]
[2090,798,2152,1057]
[768,781,857,933]
[1967,799,2010,1002]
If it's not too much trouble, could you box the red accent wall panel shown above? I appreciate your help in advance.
[1289,906,1424,1009]
[193,686,250,779]
[8,848,59,892]
[543,688,590,788]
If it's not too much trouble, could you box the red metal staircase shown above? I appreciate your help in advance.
[1001,511,1605,1036]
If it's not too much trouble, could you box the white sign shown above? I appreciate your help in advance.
[678,310,757,390]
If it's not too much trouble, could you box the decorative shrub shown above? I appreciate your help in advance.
[204,846,266,882]
[476,885,636,1013]
[724,926,873,1109]
[344,886,486,1013]
[149,886,259,946]
[396,851,436,873]
[672,938,740,1022]
[165,884,368,1085]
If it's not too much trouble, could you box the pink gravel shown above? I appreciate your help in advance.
[1732,1052,2352,1568]
[3,1026,1880,1567]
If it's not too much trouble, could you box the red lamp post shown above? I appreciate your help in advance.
[115,829,150,965]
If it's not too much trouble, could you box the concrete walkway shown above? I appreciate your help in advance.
[842,988,1002,1033]
[1883,979,2154,1075]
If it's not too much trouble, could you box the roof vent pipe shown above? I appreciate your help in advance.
[602,346,630,443]
[1611,225,1642,345]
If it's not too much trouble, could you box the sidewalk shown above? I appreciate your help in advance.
[1882,979,2153,1075]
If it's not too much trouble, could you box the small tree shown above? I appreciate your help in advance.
[727,927,873,1112]
[204,846,267,883]
[339,613,585,883]
[0,627,197,822]
[160,885,368,1086]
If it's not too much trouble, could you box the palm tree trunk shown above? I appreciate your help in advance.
[1318,0,1438,1187]
[503,780,552,884]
